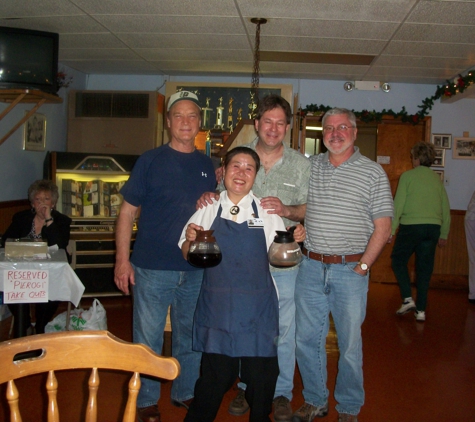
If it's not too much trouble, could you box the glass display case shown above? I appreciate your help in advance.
[44,152,139,295]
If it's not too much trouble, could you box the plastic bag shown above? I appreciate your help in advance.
[45,299,107,332]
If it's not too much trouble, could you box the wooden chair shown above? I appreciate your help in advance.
[0,330,180,422]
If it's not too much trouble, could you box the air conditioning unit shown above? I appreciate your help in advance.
[68,90,164,155]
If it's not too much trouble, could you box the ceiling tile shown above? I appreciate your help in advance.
[1,0,474,84]
[407,1,475,25]
[395,23,475,43]
[94,15,245,34]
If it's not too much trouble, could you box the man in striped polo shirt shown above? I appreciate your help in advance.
[292,108,393,422]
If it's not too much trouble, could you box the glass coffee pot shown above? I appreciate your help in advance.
[268,226,302,268]
[187,229,222,268]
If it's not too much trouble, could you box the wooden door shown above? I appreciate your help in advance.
[370,117,431,283]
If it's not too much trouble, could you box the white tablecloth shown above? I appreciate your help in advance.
[0,249,85,306]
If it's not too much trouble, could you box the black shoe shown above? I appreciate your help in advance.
[469,298,475,304]
[171,398,193,410]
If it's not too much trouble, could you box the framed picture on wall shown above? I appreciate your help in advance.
[432,148,445,167]
[433,169,444,182]
[453,137,475,159]
[431,133,452,149]
[23,112,46,151]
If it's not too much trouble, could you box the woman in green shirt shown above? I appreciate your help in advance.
[389,142,451,322]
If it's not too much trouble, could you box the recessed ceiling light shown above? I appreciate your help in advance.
[344,82,354,92]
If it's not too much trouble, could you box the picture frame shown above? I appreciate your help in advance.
[23,112,46,151]
[433,169,444,182]
[432,148,445,167]
[431,133,452,149]
[453,137,475,159]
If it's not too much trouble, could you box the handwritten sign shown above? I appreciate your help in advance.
[3,269,49,303]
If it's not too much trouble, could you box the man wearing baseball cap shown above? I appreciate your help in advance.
[167,90,201,111]
[115,91,216,422]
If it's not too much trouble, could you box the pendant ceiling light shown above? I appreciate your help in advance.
[250,18,267,118]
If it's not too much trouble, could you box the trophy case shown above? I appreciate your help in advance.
[44,151,139,295]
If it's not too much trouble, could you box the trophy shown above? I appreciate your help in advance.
[202,97,212,130]
[215,97,224,129]
[227,97,234,132]
[205,130,211,157]
[248,92,257,119]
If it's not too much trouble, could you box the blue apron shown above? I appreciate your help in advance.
[193,201,279,357]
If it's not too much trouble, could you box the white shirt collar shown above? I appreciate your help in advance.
[220,190,255,211]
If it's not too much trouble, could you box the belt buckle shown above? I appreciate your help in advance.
[321,254,330,264]
[325,254,344,264]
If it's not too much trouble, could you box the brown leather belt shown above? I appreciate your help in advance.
[302,247,363,264]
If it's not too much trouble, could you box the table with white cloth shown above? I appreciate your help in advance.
[0,248,85,337]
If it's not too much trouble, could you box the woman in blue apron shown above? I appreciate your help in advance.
[179,147,305,422]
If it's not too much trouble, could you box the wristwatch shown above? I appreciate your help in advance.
[358,262,368,271]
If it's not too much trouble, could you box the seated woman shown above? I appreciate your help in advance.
[179,147,305,422]
[1,179,72,336]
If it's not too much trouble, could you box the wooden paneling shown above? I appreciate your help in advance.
[431,211,469,289]
[370,210,469,289]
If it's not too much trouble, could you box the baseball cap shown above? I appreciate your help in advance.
[167,91,201,111]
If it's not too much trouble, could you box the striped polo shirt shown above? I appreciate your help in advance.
[304,147,394,255]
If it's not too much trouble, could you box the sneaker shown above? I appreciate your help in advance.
[274,396,293,421]
[292,402,329,421]
[228,388,249,416]
[415,310,426,322]
[338,413,358,422]
[396,298,416,315]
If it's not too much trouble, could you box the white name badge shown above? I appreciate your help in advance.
[248,218,264,228]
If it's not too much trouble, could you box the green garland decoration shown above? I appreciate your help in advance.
[299,71,475,125]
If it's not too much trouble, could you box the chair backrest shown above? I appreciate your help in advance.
[0,330,180,422]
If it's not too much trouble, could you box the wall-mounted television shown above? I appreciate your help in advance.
[0,26,59,94]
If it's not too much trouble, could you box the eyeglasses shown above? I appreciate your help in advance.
[322,124,354,133]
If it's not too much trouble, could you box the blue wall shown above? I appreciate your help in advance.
[1,71,474,210]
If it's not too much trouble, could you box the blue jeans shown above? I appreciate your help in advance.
[132,266,204,408]
[295,257,368,415]
[238,266,298,400]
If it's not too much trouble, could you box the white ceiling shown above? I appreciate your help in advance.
[1,0,475,85]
